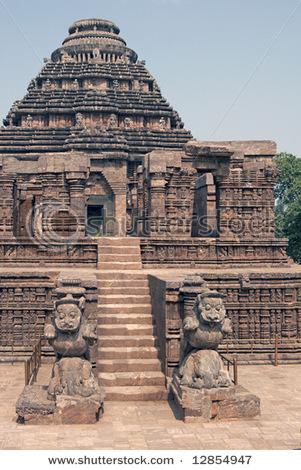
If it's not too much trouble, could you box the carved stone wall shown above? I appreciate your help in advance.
[149,272,301,379]
[0,274,55,358]
[0,240,98,266]
[141,239,289,266]
[0,272,98,359]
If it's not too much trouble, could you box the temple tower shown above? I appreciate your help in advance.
[0,18,192,239]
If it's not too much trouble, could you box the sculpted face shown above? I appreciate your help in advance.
[198,296,226,324]
[55,303,81,332]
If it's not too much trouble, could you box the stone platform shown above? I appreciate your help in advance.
[1,363,301,449]
[16,385,103,425]
[171,376,260,423]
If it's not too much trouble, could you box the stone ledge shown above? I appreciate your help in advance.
[16,385,104,425]
[171,376,260,423]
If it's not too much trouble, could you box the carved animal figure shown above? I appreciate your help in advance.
[179,290,232,389]
[44,293,102,399]
[44,294,96,361]
[48,357,102,399]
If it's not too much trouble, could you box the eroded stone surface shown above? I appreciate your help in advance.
[177,283,232,390]
[16,281,104,424]
[171,376,260,423]
[55,395,104,424]
[16,385,55,424]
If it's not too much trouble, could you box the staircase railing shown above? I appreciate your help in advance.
[24,339,42,386]
[220,354,238,385]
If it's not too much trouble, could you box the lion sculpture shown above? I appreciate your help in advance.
[178,289,233,389]
[44,293,103,401]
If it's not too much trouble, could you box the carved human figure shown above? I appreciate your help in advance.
[24,115,33,128]
[108,113,118,128]
[61,52,74,63]
[44,293,103,400]
[124,117,133,128]
[178,290,232,389]
[75,112,85,128]
[44,79,52,90]
[72,79,79,90]
[159,116,166,130]
[93,48,100,59]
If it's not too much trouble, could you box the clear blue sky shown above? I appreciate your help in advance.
[0,0,300,155]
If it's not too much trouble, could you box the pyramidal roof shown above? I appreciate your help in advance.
[0,18,192,156]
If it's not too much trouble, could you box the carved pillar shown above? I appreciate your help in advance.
[192,173,217,237]
[112,187,127,236]
[66,172,86,237]
[148,172,166,236]
[136,165,144,236]
[0,176,16,238]
[165,283,182,380]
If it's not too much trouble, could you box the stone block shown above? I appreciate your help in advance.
[55,395,103,424]
[16,385,55,425]
[214,385,260,420]
[171,377,260,423]
[16,385,104,425]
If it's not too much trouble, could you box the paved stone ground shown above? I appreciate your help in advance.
[0,363,300,450]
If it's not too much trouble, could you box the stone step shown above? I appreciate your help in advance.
[97,272,147,281]
[97,237,140,247]
[99,254,141,263]
[98,314,154,325]
[97,304,152,315]
[97,358,161,372]
[98,346,159,359]
[98,279,148,288]
[99,262,142,270]
[99,246,141,254]
[98,294,151,304]
[97,324,155,336]
[104,386,167,401]
[100,335,158,347]
[98,286,150,295]
[98,371,165,387]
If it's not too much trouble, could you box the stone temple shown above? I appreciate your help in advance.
[0,18,301,401]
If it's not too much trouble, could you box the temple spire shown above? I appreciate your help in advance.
[51,18,138,64]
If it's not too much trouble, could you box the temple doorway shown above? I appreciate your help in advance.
[85,173,116,237]
[85,195,115,237]
[86,205,104,236]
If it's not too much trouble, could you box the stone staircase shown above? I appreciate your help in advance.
[97,237,142,270]
[96,237,166,400]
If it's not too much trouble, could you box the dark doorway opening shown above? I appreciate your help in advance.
[86,205,103,236]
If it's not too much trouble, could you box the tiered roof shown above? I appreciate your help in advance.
[0,18,192,158]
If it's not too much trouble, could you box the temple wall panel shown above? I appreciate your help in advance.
[0,273,97,360]
[149,272,301,378]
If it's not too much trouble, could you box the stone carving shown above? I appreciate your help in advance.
[44,79,52,90]
[108,113,118,129]
[124,117,133,128]
[44,292,101,400]
[72,79,79,90]
[75,112,85,128]
[24,114,33,128]
[61,51,75,63]
[170,276,260,421]
[16,281,104,425]
[179,290,232,389]
[92,48,100,59]
[159,116,166,130]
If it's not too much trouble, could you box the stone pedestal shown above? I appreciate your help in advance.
[16,385,104,425]
[171,375,260,423]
